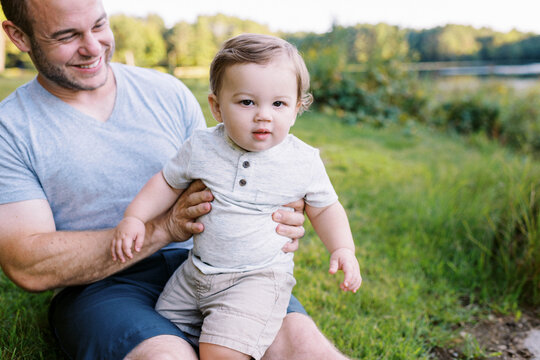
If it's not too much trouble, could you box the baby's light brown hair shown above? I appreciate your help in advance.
[209,33,313,114]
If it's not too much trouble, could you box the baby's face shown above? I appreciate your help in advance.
[209,55,300,152]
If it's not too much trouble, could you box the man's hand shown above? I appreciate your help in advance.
[163,180,213,242]
[273,199,306,253]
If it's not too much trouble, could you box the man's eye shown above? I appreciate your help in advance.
[58,34,76,42]
[240,100,254,106]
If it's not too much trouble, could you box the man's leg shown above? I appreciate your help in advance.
[263,313,350,360]
[49,249,195,360]
[124,335,197,360]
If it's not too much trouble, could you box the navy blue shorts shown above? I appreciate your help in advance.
[49,248,306,360]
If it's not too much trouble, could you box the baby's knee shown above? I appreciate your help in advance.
[199,342,251,360]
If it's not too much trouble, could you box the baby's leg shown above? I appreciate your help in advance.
[199,268,296,360]
[200,342,251,360]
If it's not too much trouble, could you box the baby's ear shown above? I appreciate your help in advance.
[207,94,223,123]
[296,100,303,114]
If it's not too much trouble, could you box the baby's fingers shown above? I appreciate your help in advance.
[134,234,144,253]
[115,238,128,263]
[341,263,362,293]
[122,239,134,260]
[340,261,354,289]
[328,257,339,275]
[111,239,119,261]
[346,273,362,293]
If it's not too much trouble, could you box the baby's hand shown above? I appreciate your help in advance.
[329,248,362,293]
[112,217,146,262]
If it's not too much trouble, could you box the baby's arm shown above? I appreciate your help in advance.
[112,171,184,262]
[305,202,362,292]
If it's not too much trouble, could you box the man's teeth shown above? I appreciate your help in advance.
[79,59,100,69]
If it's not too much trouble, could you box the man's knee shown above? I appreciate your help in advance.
[264,313,349,360]
[282,312,319,340]
[124,335,197,360]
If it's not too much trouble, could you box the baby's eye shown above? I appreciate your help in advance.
[240,100,254,106]
[273,101,284,107]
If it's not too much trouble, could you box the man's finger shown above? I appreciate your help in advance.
[273,208,305,227]
[281,238,299,253]
[276,224,305,240]
[281,198,305,213]
[183,202,212,219]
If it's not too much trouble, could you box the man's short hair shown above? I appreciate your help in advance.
[1,0,33,36]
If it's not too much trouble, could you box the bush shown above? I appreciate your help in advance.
[432,97,501,136]
[499,91,540,152]
[289,25,428,127]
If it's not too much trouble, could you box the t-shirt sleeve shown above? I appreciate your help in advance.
[304,150,339,208]
[0,129,46,204]
[162,134,195,190]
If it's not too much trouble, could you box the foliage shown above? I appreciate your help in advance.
[432,96,500,136]
[110,14,167,67]
[2,10,540,72]
[407,24,538,62]
[2,74,540,358]
[426,82,540,155]
[288,24,427,127]
[498,89,540,152]
[164,14,273,68]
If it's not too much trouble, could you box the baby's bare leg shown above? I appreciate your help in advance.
[200,342,251,360]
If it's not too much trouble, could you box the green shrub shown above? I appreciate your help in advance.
[499,90,540,152]
[432,97,500,135]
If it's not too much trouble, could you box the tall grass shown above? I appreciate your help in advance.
[1,76,539,359]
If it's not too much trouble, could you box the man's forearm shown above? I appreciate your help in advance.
[3,220,170,292]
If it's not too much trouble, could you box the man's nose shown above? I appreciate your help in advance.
[79,33,101,57]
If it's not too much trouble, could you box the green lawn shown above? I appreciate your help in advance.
[1,75,538,359]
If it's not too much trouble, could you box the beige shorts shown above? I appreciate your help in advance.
[155,254,296,359]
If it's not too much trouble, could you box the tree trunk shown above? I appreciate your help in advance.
[124,50,135,67]
[0,33,5,73]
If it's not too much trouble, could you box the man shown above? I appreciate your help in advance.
[0,0,350,359]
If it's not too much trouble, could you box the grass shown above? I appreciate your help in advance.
[1,75,539,359]
[0,69,36,100]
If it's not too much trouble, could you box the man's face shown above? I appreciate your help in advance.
[27,0,115,92]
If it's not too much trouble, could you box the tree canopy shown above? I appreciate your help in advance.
[1,10,539,72]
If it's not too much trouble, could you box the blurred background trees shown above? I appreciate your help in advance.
[2,11,540,153]
[2,11,539,71]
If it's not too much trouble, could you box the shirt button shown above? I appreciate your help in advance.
[239,179,247,186]
[243,161,250,168]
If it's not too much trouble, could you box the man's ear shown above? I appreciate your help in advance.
[207,94,223,123]
[2,20,32,52]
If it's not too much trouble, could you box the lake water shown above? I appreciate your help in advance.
[413,62,540,77]
[413,62,540,91]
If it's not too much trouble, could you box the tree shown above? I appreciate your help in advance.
[1,10,5,72]
[166,21,196,67]
[109,14,167,67]
[165,14,273,68]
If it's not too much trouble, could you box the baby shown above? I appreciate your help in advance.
[112,33,361,360]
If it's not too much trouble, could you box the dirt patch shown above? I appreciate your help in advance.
[433,309,540,359]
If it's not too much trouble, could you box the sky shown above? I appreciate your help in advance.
[103,0,540,35]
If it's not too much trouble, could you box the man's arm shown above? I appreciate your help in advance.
[0,181,213,292]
